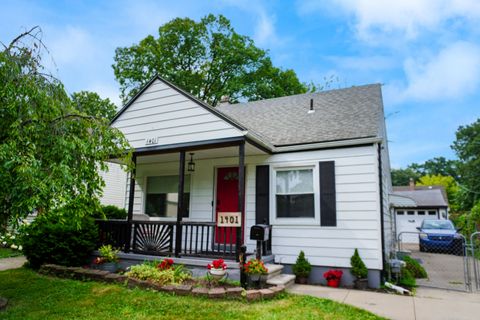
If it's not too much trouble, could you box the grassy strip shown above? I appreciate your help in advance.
[0,248,23,259]
[0,268,384,320]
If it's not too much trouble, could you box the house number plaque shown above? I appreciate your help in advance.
[217,212,241,227]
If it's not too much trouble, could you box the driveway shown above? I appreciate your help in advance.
[410,249,467,291]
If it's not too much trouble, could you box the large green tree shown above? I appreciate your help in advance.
[113,14,309,105]
[452,118,480,209]
[0,28,131,227]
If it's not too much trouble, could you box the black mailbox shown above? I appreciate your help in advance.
[250,224,270,241]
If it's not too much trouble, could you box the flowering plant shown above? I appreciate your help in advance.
[244,258,268,275]
[323,269,343,281]
[157,258,174,270]
[98,245,119,263]
[93,257,106,265]
[207,258,227,270]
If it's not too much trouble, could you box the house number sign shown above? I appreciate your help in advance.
[145,137,160,145]
[217,212,241,227]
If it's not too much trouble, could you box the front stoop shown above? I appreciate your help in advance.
[265,264,296,287]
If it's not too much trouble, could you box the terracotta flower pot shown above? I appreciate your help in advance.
[327,279,340,288]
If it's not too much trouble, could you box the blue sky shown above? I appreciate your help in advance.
[1,0,480,168]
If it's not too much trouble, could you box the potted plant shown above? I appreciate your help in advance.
[323,269,343,288]
[350,248,368,289]
[292,251,312,284]
[244,258,268,282]
[95,245,120,272]
[207,258,227,280]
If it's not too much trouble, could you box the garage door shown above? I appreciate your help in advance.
[396,209,438,243]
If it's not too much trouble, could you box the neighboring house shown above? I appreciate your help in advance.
[391,180,449,243]
[102,75,393,288]
[99,162,128,208]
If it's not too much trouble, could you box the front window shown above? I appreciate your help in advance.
[275,169,314,218]
[146,175,190,218]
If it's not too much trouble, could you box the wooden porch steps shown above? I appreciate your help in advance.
[265,263,296,287]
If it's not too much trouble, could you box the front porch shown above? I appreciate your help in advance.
[98,137,272,260]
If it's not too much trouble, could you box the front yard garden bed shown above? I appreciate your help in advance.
[38,263,284,301]
[0,267,384,319]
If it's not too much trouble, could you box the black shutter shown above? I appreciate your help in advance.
[320,161,337,226]
[255,165,270,225]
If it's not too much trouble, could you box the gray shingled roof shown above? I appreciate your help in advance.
[216,84,383,147]
[392,186,448,207]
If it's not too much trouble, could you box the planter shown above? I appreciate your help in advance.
[248,273,261,282]
[208,268,226,280]
[295,276,308,284]
[99,262,117,273]
[327,279,341,288]
[354,278,368,290]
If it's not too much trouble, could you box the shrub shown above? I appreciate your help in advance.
[350,249,368,279]
[398,267,417,289]
[93,205,127,220]
[244,258,268,275]
[292,251,312,278]
[126,260,191,285]
[21,213,98,269]
[403,256,427,279]
[98,244,120,263]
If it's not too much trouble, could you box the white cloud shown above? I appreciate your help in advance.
[299,0,480,42]
[402,42,480,101]
[86,82,122,108]
[47,26,96,65]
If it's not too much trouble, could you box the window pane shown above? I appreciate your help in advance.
[276,194,314,218]
[397,211,404,215]
[276,169,313,194]
[146,175,190,218]
[428,210,437,215]
[418,211,425,215]
[407,211,415,215]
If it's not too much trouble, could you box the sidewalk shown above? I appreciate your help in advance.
[0,256,26,271]
[288,284,480,320]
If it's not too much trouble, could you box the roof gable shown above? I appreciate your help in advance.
[111,76,245,149]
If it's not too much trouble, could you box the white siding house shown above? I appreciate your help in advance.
[102,76,393,288]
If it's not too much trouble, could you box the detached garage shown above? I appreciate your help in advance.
[391,182,449,243]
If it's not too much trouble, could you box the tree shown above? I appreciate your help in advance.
[0,27,131,228]
[113,14,309,105]
[409,157,459,178]
[416,175,459,210]
[391,168,421,186]
[452,118,480,209]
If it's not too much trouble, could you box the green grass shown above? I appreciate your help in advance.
[0,248,23,259]
[0,268,384,320]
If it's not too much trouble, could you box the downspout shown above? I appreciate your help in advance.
[377,143,386,283]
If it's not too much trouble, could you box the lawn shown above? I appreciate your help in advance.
[0,248,23,259]
[0,268,384,320]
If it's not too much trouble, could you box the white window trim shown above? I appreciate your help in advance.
[143,173,193,222]
[270,163,320,226]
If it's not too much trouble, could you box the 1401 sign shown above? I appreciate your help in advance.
[217,212,241,227]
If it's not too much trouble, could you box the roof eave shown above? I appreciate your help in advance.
[272,136,383,153]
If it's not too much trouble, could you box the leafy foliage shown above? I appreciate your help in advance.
[416,175,460,211]
[113,14,309,105]
[350,249,368,279]
[126,260,191,285]
[243,258,268,275]
[391,157,458,186]
[292,250,312,277]
[98,245,120,263]
[398,268,417,289]
[391,168,422,186]
[21,210,98,269]
[402,256,427,279]
[95,205,128,220]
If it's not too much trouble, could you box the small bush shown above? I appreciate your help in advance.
[93,205,127,220]
[21,213,97,269]
[350,248,368,279]
[403,256,427,279]
[292,251,312,277]
[126,260,191,285]
[398,267,417,289]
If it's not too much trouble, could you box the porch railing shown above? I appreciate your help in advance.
[96,220,242,259]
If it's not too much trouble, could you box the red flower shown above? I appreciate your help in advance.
[157,258,174,270]
[207,259,227,270]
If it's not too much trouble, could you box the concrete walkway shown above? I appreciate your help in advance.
[288,284,480,320]
[0,256,26,271]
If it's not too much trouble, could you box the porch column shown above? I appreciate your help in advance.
[175,150,186,257]
[125,153,137,253]
[237,141,245,261]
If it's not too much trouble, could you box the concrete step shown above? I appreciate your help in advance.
[265,263,283,279]
[266,274,296,287]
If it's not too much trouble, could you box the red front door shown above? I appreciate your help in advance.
[215,167,243,244]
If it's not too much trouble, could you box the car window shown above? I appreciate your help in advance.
[422,220,454,230]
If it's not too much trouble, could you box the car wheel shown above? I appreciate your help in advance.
[420,245,425,252]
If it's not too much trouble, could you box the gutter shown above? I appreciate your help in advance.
[273,137,383,153]
[377,143,387,283]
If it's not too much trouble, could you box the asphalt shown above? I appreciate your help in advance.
[288,284,480,320]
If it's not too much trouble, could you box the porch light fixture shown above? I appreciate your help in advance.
[188,153,195,172]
